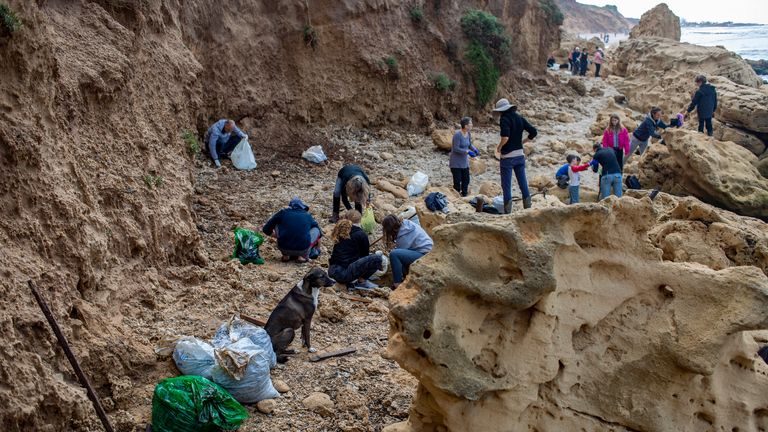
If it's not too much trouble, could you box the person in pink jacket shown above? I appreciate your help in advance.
[593,48,604,78]
[601,114,630,169]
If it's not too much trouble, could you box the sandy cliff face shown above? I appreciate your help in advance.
[629,3,681,41]
[555,0,632,34]
[386,197,768,432]
[0,0,559,430]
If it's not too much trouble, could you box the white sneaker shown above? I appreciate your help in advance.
[354,280,379,290]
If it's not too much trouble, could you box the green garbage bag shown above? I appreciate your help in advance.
[232,227,264,265]
[152,375,248,432]
[360,207,376,235]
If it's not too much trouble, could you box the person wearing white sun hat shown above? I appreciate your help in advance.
[492,98,537,213]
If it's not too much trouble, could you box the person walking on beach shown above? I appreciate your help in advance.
[579,49,589,76]
[628,106,668,160]
[685,75,718,137]
[449,117,479,197]
[593,48,604,78]
[493,98,537,213]
[601,114,630,168]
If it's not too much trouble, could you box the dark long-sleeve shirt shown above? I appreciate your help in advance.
[262,208,320,252]
[687,83,718,119]
[633,115,668,141]
[499,111,537,155]
[329,226,370,268]
[337,165,371,209]
[592,147,621,175]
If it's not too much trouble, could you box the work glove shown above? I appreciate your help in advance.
[214,159,221,168]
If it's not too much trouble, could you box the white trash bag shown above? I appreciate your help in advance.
[406,171,429,196]
[230,139,257,170]
[172,337,216,379]
[492,195,505,213]
[370,251,389,281]
[210,338,279,403]
[212,315,276,368]
[302,145,327,164]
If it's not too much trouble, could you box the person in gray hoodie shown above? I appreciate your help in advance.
[382,215,433,288]
[449,117,479,197]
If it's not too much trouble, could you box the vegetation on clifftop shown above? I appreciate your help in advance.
[461,10,511,107]
[0,3,22,36]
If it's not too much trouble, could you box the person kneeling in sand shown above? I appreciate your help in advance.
[262,197,322,263]
[205,119,248,168]
[382,214,433,289]
[328,210,383,291]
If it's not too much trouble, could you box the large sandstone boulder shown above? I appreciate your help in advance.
[629,3,681,41]
[432,129,454,151]
[710,76,768,133]
[386,197,768,432]
[636,129,768,218]
[712,121,767,156]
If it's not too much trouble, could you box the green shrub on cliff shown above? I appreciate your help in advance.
[431,72,456,93]
[540,0,564,26]
[465,43,498,107]
[0,3,22,36]
[410,6,424,24]
[461,10,510,106]
[182,129,200,156]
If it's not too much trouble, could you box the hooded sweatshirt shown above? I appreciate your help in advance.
[687,83,718,119]
[262,198,319,251]
[395,219,433,254]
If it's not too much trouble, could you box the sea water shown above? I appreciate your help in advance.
[682,25,768,82]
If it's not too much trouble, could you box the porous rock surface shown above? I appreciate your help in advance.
[386,196,768,432]
[629,3,681,41]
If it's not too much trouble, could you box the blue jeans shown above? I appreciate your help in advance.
[215,134,241,159]
[328,254,383,284]
[599,173,623,199]
[277,227,321,258]
[390,249,425,284]
[500,156,529,202]
[568,185,580,204]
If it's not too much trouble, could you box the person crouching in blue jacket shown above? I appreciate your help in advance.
[685,75,718,137]
[628,106,668,162]
[262,197,322,263]
[205,119,248,168]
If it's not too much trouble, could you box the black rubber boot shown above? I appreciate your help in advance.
[503,200,513,214]
[523,197,532,209]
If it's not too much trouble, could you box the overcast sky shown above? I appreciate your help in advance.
[576,0,768,24]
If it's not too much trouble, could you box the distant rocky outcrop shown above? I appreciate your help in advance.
[385,196,768,432]
[555,0,633,34]
[629,3,681,41]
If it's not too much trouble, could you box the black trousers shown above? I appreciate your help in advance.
[215,134,241,159]
[595,63,602,78]
[451,168,470,197]
[698,117,713,136]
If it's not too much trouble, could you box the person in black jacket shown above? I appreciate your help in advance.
[570,47,581,74]
[579,49,589,76]
[685,75,718,136]
[592,143,623,199]
[331,164,372,223]
[262,197,321,263]
[328,210,383,290]
[493,98,538,213]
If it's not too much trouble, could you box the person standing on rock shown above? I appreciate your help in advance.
[493,98,537,213]
[382,214,433,289]
[570,47,581,74]
[330,164,372,223]
[205,119,248,168]
[579,49,590,76]
[685,74,718,137]
[591,143,623,199]
[601,114,630,168]
[593,48,604,78]
[449,117,479,197]
[628,106,669,160]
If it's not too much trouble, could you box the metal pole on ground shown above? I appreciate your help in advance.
[28,280,115,432]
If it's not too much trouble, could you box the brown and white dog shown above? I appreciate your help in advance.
[265,267,335,362]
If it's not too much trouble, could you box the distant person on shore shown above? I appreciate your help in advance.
[605,34,609,43]
[628,106,669,160]
[570,47,581,74]
[593,48,604,78]
[592,143,623,199]
[331,164,371,223]
[492,98,537,213]
[685,75,718,137]
[206,119,248,168]
[579,49,590,76]
[565,154,591,204]
[262,197,322,263]
[601,114,630,168]
[449,117,479,197]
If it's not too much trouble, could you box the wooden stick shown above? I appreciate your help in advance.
[238,313,267,327]
[28,280,115,432]
[340,293,373,304]
[309,347,357,362]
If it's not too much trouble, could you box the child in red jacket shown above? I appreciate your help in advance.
[566,154,592,204]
